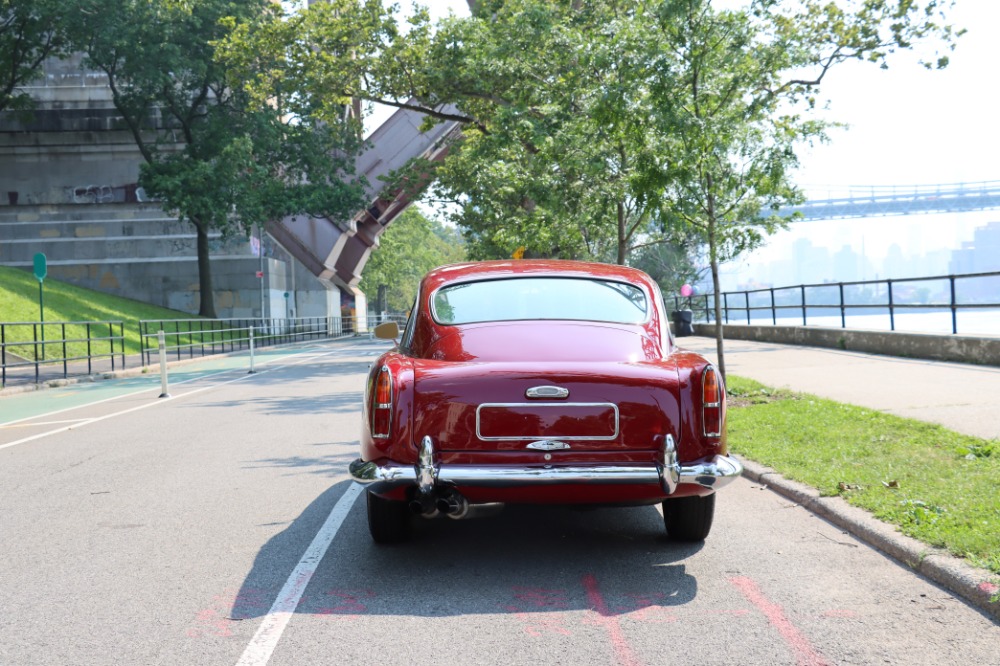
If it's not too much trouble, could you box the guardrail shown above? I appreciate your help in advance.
[0,313,409,389]
[0,320,126,387]
[138,316,348,366]
[673,270,1000,336]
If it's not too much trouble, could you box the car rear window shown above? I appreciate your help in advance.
[432,277,648,325]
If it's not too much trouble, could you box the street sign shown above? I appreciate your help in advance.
[256,270,264,278]
[33,252,47,282]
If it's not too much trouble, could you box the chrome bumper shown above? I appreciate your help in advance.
[350,435,743,495]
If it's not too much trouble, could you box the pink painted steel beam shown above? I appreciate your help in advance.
[267,104,459,290]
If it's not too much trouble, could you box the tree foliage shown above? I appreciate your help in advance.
[0,0,71,114]
[220,0,960,368]
[67,0,367,317]
[360,207,466,313]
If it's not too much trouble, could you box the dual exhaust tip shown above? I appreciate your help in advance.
[408,490,503,520]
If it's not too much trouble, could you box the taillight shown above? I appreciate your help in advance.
[371,366,393,438]
[702,365,723,437]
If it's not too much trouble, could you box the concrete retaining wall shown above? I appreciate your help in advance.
[692,323,1000,367]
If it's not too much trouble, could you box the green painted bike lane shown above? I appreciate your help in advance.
[0,339,366,426]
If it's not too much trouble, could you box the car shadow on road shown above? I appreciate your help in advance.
[229,480,703,622]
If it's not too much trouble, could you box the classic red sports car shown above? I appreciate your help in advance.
[350,260,742,543]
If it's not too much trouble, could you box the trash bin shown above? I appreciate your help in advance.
[671,309,694,337]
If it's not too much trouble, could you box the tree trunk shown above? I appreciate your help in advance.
[705,176,726,381]
[616,201,627,265]
[194,218,217,318]
[710,241,726,381]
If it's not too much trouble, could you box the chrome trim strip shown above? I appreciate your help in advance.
[475,402,619,441]
[526,385,570,399]
[349,459,418,485]
[348,454,743,492]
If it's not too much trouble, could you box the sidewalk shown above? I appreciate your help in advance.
[679,335,1000,440]
[680,334,1000,621]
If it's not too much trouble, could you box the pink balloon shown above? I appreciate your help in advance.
[680,284,693,297]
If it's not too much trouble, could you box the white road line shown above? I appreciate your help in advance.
[0,418,91,429]
[0,342,359,431]
[0,369,234,428]
[0,369,274,452]
[236,483,364,666]
[0,344,362,452]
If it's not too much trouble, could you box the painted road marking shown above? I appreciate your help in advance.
[0,344,367,451]
[0,418,91,429]
[0,368,277,452]
[235,483,363,666]
[582,573,642,666]
[0,369,233,428]
[730,576,830,666]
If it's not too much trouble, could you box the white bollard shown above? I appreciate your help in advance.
[157,330,170,398]
[248,325,256,374]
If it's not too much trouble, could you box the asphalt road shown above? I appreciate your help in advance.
[0,338,996,666]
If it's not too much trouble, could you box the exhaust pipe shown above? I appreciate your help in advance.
[436,491,504,520]
[436,491,469,519]
[408,495,439,517]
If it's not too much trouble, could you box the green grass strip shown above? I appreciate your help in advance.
[0,265,193,359]
[726,375,1000,577]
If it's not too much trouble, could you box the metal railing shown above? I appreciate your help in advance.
[674,271,1000,336]
[0,320,126,387]
[139,316,350,366]
[0,312,406,388]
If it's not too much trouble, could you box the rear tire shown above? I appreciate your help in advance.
[366,490,410,544]
[663,493,715,542]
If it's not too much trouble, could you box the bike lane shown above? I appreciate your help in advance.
[0,339,365,449]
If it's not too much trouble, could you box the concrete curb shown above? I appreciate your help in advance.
[739,457,1000,622]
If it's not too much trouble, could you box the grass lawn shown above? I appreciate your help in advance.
[0,265,194,359]
[726,375,1000,577]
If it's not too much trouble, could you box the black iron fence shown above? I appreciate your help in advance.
[0,314,397,388]
[0,320,126,387]
[138,316,350,366]
[673,270,1000,336]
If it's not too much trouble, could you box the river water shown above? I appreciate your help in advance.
[738,309,1000,337]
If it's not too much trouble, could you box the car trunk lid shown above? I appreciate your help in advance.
[412,361,681,453]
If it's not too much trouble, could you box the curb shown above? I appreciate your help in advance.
[739,458,1000,622]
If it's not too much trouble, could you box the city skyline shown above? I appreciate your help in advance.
[721,214,1000,291]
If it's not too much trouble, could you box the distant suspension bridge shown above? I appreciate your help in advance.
[783,180,1000,220]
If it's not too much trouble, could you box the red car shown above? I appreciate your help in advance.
[350,260,742,543]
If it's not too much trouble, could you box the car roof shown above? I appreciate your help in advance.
[422,260,655,293]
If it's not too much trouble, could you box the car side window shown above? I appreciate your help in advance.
[399,297,418,353]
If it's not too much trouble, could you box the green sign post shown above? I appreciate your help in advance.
[33,253,47,360]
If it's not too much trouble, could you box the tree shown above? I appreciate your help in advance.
[222,0,958,372]
[69,0,367,318]
[222,0,685,264]
[649,0,959,378]
[360,207,465,312]
[0,0,68,113]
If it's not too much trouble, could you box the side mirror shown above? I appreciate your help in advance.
[373,321,399,341]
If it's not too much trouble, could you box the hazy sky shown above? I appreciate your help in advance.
[365,1,999,282]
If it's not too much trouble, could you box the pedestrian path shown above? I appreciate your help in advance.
[679,335,1000,441]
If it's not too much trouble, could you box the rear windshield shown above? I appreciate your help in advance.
[432,277,649,325]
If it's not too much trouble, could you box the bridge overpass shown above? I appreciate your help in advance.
[781,181,1000,220]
